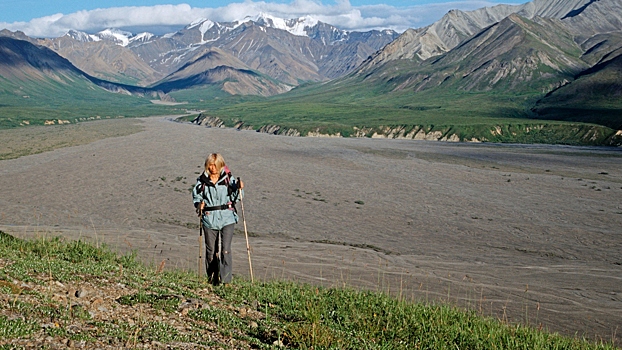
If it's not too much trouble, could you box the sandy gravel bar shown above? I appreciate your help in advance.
[1,116,621,342]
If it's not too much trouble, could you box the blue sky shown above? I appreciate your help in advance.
[0,0,528,37]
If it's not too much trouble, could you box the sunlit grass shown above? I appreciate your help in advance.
[0,231,618,349]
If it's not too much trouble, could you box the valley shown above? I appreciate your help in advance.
[0,117,620,342]
[1,0,621,146]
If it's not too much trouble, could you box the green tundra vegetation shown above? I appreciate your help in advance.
[0,231,618,349]
[2,78,619,146]
[0,74,178,129]
[171,81,621,146]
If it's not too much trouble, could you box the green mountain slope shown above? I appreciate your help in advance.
[0,37,173,128]
[532,51,622,130]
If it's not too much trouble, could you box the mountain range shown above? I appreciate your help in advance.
[5,13,398,95]
[0,0,621,139]
[304,0,622,131]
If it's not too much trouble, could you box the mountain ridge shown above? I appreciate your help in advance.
[152,47,292,96]
[359,0,594,71]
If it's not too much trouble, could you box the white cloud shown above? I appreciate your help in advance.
[0,0,511,38]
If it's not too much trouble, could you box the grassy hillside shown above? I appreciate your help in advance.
[0,74,179,129]
[173,80,621,146]
[0,36,179,129]
[0,231,618,349]
[532,53,622,130]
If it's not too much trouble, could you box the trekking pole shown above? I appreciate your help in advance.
[216,230,222,285]
[238,178,254,283]
[198,217,203,278]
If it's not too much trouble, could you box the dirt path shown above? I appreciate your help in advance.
[1,117,621,343]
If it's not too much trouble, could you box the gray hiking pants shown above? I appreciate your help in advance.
[203,223,234,284]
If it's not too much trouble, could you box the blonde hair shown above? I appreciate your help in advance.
[205,153,226,173]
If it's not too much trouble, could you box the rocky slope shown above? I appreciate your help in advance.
[354,14,588,96]
[152,48,292,96]
[359,0,593,70]
[38,33,163,86]
[560,0,622,42]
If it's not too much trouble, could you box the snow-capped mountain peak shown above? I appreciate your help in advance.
[196,19,216,38]
[238,13,320,37]
[286,15,320,36]
[97,28,134,47]
[184,18,231,44]
[64,29,101,43]
[188,18,208,28]
[129,32,155,44]
[182,14,324,39]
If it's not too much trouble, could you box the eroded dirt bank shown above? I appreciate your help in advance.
[1,117,620,343]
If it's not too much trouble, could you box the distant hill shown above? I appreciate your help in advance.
[0,36,149,95]
[531,0,622,130]
[357,0,593,67]
[0,36,170,128]
[0,36,83,81]
[151,47,292,96]
[352,14,587,95]
[533,47,622,130]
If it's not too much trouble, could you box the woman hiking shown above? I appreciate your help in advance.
[193,153,244,285]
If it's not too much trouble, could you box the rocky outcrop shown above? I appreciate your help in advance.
[604,130,622,147]
[191,116,302,136]
[257,125,301,136]
[233,121,255,131]
[368,126,460,141]
[307,129,341,137]
[192,114,225,128]
[187,115,621,146]
[157,92,176,103]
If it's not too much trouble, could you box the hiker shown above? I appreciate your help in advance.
[193,153,244,285]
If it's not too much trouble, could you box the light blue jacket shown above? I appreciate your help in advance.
[192,169,242,230]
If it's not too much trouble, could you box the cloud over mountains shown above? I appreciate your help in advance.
[1,0,508,38]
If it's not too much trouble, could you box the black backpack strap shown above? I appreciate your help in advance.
[197,172,216,202]
[203,203,236,212]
